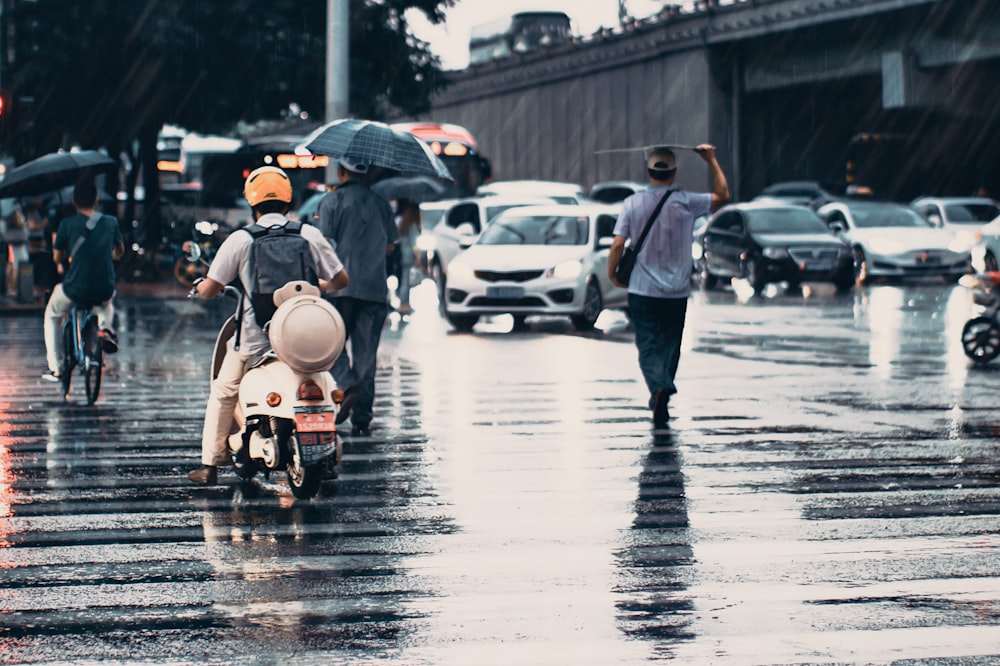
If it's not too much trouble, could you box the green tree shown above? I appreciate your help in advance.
[3,0,454,270]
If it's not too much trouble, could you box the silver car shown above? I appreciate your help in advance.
[816,200,971,283]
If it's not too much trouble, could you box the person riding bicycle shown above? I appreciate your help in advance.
[42,179,124,382]
[187,166,350,485]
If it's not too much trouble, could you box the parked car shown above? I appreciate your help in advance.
[754,180,841,209]
[589,180,647,203]
[441,203,625,331]
[692,201,854,292]
[816,200,971,284]
[969,213,1000,272]
[427,194,559,293]
[477,180,589,204]
[910,196,1000,255]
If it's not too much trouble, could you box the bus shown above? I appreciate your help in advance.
[468,11,572,66]
[391,122,491,197]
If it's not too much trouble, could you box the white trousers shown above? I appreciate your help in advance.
[44,283,114,374]
[199,338,248,466]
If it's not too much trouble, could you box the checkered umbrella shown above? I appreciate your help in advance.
[300,118,452,181]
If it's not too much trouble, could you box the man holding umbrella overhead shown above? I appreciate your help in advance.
[315,158,398,437]
[300,118,451,436]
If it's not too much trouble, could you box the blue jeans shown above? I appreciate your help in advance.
[328,296,389,426]
[628,293,688,402]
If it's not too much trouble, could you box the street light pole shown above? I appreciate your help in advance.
[326,0,349,183]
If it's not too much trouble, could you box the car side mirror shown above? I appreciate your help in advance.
[455,222,477,236]
[927,214,942,227]
[458,236,476,250]
[828,221,845,233]
[597,237,613,249]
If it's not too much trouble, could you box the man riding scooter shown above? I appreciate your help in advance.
[187,166,349,485]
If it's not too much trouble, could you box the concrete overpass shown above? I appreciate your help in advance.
[413,0,1000,201]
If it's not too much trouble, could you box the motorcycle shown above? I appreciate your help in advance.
[960,273,1000,364]
[194,275,348,499]
[174,219,224,288]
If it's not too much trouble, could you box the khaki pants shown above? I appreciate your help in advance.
[44,283,114,374]
[199,338,249,467]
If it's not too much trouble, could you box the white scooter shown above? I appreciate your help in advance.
[201,279,347,499]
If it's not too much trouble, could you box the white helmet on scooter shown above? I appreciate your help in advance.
[268,281,346,373]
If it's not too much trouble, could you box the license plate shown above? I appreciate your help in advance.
[486,286,524,298]
[295,409,335,433]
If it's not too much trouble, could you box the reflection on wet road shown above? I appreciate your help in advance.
[0,279,998,664]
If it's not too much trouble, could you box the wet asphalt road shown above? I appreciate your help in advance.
[1,278,999,665]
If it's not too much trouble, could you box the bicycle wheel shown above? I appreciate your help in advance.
[82,317,103,404]
[60,320,75,399]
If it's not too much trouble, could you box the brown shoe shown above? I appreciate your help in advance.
[335,386,359,425]
[188,465,218,485]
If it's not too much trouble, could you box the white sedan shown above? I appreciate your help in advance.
[442,204,626,332]
[816,200,971,283]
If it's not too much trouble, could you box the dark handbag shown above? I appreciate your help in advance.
[614,189,674,286]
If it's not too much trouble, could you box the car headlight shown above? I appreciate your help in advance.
[867,238,904,254]
[448,261,474,281]
[547,259,583,279]
[415,232,436,252]
[692,242,704,260]
[761,247,788,259]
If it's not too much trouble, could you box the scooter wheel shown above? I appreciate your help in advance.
[961,316,1000,364]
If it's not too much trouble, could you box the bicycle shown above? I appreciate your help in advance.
[59,303,104,404]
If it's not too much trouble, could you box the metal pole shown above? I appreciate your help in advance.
[326,0,350,183]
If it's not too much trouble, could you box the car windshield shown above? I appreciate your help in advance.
[943,202,1000,223]
[420,207,447,229]
[850,204,929,228]
[484,204,540,225]
[478,214,589,246]
[746,207,829,234]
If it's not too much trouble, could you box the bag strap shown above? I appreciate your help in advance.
[68,212,104,262]
[632,189,675,256]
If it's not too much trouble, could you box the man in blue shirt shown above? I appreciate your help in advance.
[608,145,729,428]
[315,159,399,437]
[42,180,124,382]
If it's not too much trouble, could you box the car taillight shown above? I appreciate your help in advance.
[297,380,324,401]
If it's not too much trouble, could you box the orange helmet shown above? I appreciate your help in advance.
[244,166,293,207]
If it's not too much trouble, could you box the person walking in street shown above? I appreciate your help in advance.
[393,198,422,315]
[607,144,729,428]
[187,166,349,485]
[315,158,398,437]
[42,179,124,382]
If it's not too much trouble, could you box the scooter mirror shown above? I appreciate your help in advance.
[184,241,203,263]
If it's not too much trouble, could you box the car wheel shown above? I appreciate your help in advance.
[694,257,717,290]
[961,316,1000,364]
[745,257,767,293]
[571,280,602,331]
[985,252,999,273]
[853,247,870,285]
[445,311,478,332]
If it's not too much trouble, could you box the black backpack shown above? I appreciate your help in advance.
[243,221,319,328]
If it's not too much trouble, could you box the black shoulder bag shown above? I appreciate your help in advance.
[614,189,674,286]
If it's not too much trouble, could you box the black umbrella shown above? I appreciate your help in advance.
[0,150,116,199]
[300,119,452,181]
[371,175,447,204]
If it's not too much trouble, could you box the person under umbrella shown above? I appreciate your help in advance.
[313,158,399,437]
